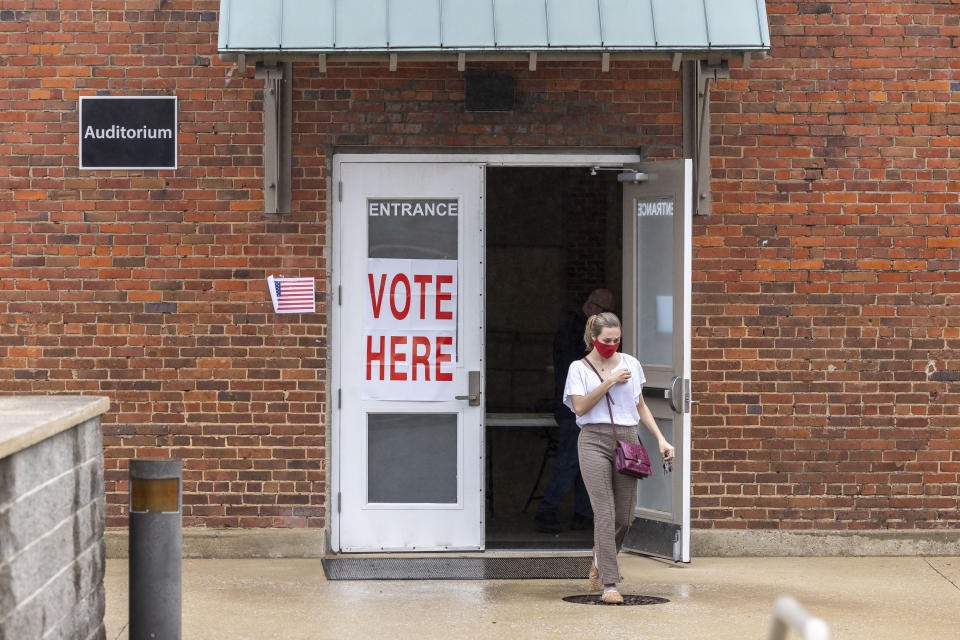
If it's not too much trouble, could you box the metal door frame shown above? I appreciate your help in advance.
[330,152,642,552]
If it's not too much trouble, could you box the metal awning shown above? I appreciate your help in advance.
[218,0,770,60]
[222,0,769,217]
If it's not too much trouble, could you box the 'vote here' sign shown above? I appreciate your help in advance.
[363,258,457,401]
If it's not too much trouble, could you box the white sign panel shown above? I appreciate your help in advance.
[363,258,457,401]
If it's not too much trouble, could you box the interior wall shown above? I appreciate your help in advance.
[485,168,622,414]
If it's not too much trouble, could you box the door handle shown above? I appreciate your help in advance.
[455,370,481,406]
[667,376,694,414]
[667,376,683,414]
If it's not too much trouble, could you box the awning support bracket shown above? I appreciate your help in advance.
[682,59,728,216]
[255,61,292,215]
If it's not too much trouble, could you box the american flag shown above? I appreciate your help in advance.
[267,275,315,313]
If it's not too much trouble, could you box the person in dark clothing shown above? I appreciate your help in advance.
[534,289,616,533]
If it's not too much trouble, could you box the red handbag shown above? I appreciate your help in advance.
[582,358,652,480]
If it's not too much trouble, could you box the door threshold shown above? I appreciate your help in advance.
[329,548,590,558]
[486,540,592,552]
[322,552,590,580]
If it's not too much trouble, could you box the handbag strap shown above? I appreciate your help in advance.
[581,358,619,441]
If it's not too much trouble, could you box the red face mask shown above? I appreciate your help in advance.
[593,339,619,359]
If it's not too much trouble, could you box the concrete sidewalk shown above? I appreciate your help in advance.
[104,556,960,640]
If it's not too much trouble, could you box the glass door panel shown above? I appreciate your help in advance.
[635,415,674,513]
[367,413,459,504]
[635,200,675,369]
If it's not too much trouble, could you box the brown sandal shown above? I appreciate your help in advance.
[589,562,602,591]
[601,589,624,604]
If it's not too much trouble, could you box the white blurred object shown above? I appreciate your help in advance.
[766,595,830,640]
[656,295,673,333]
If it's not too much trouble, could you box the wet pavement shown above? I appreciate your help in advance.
[104,555,960,639]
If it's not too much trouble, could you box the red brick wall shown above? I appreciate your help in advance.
[1,1,330,529]
[2,1,957,533]
[697,0,960,530]
[0,1,681,530]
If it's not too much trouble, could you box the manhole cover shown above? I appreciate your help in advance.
[563,594,670,606]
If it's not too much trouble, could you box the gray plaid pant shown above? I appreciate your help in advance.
[577,422,639,585]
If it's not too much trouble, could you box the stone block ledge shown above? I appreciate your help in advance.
[0,395,110,460]
[0,396,108,640]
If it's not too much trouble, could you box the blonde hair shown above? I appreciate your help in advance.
[583,312,621,351]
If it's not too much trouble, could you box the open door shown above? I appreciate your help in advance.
[621,159,693,563]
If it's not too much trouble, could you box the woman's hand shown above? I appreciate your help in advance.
[659,439,675,461]
[608,368,631,385]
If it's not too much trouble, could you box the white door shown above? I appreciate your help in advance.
[621,159,693,562]
[334,161,485,552]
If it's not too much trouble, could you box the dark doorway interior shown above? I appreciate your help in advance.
[484,166,622,549]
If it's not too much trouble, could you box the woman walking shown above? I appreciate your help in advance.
[563,312,675,603]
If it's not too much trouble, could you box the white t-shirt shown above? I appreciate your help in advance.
[563,354,646,427]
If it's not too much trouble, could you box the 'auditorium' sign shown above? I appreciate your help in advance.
[79,96,177,170]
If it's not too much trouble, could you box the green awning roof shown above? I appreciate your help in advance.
[218,0,770,55]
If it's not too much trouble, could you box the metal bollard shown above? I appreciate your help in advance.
[129,459,182,640]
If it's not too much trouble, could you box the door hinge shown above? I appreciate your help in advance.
[337,388,341,409]
[338,180,342,202]
[338,284,342,306]
[337,491,342,513]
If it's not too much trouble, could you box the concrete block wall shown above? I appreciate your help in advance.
[0,416,106,640]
